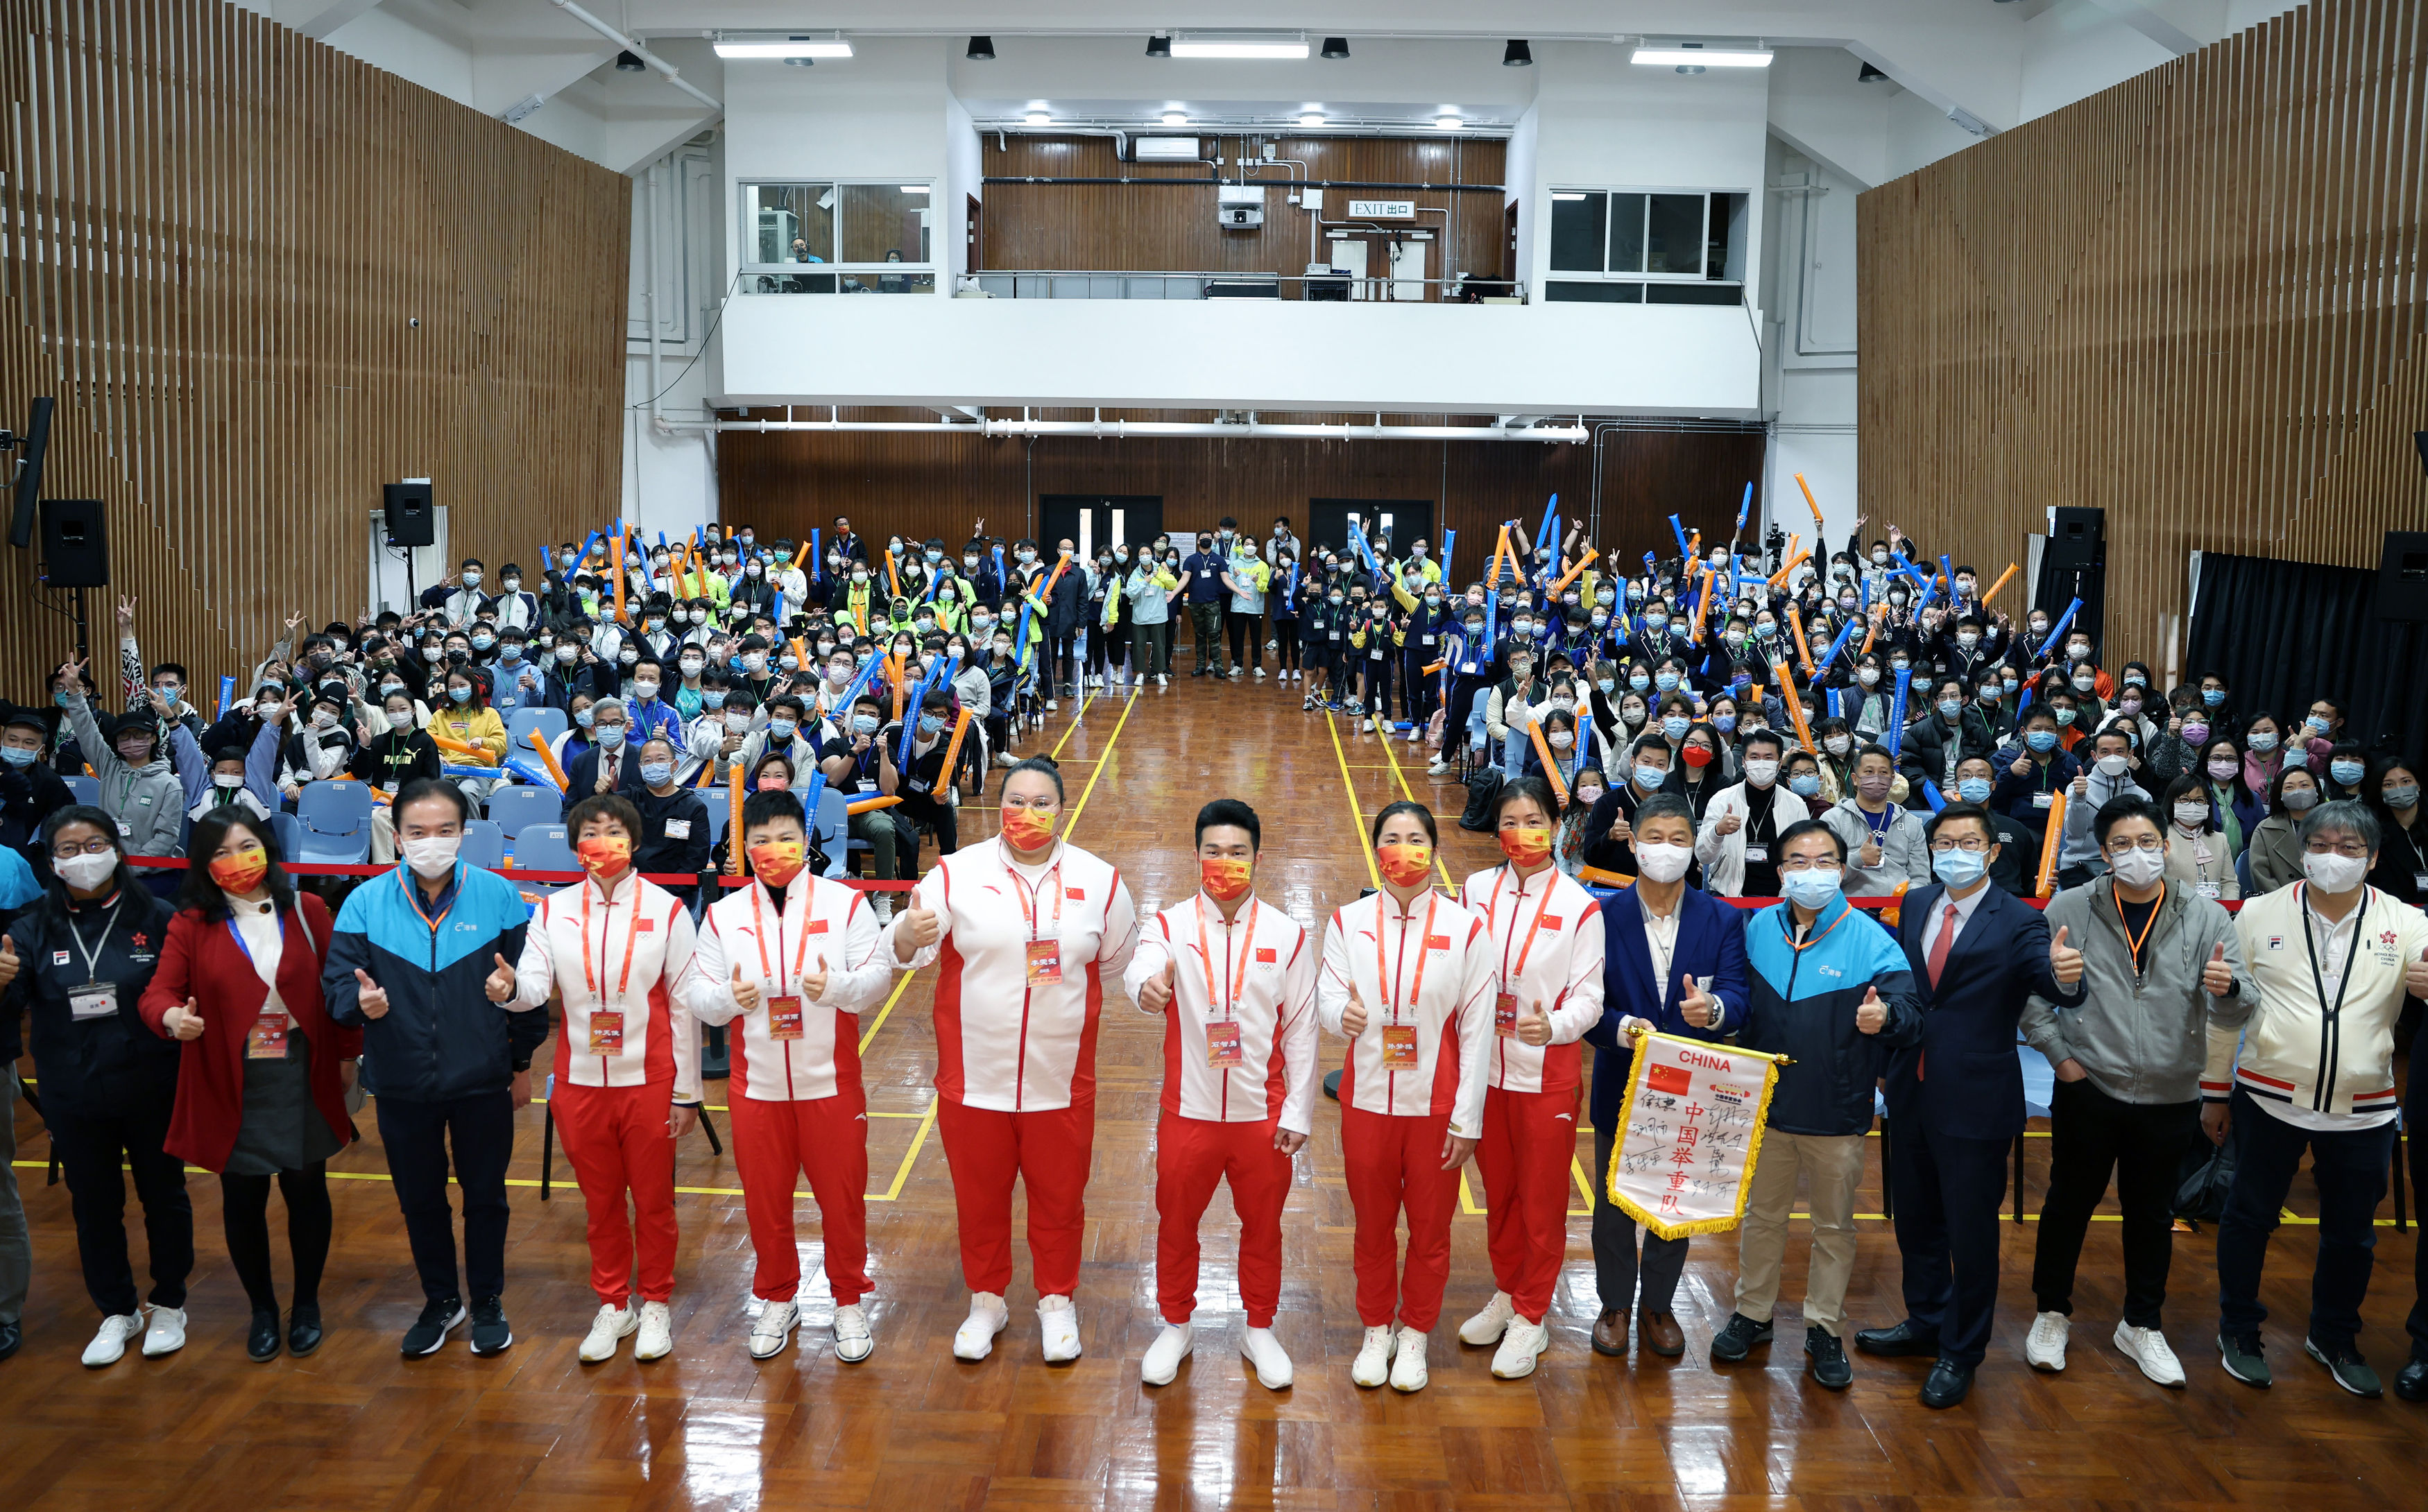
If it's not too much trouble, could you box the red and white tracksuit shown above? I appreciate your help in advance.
[1317,889,1495,1332]
[1122,893,1318,1328]
[887,837,1138,1298]
[1460,863,1607,1323]
[511,871,701,1308]
[678,874,892,1303]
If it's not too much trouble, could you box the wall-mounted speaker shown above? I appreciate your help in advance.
[384,480,434,547]
[2375,531,2428,622]
[40,498,108,587]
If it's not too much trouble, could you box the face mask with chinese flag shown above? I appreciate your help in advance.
[1376,840,1433,888]
[576,834,631,877]
[747,839,805,888]
[1200,854,1251,902]
[209,843,269,895]
[1496,825,1553,868]
[1000,805,1058,851]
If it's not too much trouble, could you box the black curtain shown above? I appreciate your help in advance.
[2185,552,2426,764]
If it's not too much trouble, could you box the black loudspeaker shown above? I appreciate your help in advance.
[2413,429,2428,476]
[2376,531,2428,622]
[8,395,53,549]
[40,498,108,587]
[384,480,434,547]
[2039,505,2107,646]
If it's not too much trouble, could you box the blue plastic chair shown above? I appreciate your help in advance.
[269,810,303,861]
[2012,1043,2058,1222]
[814,787,853,878]
[2234,845,2255,896]
[62,775,99,807]
[513,822,579,875]
[487,786,561,850]
[703,797,730,851]
[293,780,373,864]
[459,818,505,872]
[506,705,569,754]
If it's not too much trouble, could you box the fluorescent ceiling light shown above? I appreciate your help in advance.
[1297,113,1324,127]
[1161,112,1187,126]
[1024,112,1050,126]
[1169,31,1309,60]
[900,185,930,194]
[1631,44,1772,67]
[716,35,853,60]
[1433,115,1463,130]
[1550,191,1587,201]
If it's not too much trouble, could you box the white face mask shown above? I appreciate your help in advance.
[2110,845,2166,888]
[2096,754,2131,776]
[402,834,461,879]
[55,851,119,891]
[1741,758,1779,788]
[1635,842,1693,884]
[2302,849,2368,895]
[212,772,246,789]
[1824,735,1852,757]
[387,710,415,730]
[2173,800,2212,828]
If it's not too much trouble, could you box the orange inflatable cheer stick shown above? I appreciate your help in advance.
[1524,719,1571,807]
[1689,566,1713,646]
[2037,791,2066,898]
[847,795,902,815]
[1767,548,1811,590]
[884,549,900,599]
[1543,546,1600,598]
[726,760,746,874]
[1769,659,1815,753]
[524,730,569,790]
[934,707,974,787]
[1981,562,2020,607]
[1787,602,1814,678]
[1794,472,1827,527]
[612,532,626,624]
[432,732,499,767]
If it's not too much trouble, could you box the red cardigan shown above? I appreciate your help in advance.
[137,894,361,1173]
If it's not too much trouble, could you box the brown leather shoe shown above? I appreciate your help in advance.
[1591,1308,1630,1357]
[1639,1307,1686,1358]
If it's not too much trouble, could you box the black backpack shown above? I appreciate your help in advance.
[1458,768,1503,832]
[2172,1138,2237,1226]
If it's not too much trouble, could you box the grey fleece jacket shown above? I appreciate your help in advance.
[2019,875,2254,1105]
[65,694,189,857]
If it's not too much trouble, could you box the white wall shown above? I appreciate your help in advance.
[2019,0,2180,121]
[626,140,726,538]
[1503,103,1539,290]
[943,93,982,285]
[1761,138,1861,558]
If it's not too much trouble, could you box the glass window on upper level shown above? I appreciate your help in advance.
[740,181,936,294]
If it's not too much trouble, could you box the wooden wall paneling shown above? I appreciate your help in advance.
[1859,0,2428,676]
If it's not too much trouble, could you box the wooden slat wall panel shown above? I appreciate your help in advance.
[1860,0,2428,667]
[716,427,1763,568]
[982,135,1506,290]
[0,0,627,693]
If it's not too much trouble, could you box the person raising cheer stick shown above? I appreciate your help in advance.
[886,756,1138,1365]
[1319,800,1496,1393]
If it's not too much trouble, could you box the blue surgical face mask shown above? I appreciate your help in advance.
[1634,764,1668,792]
[470,634,494,652]
[702,691,728,710]
[640,762,674,787]
[1661,716,1690,740]
[1714,714,1737,733]
[2306,714,2331,734]
[447,685,472,705]
[1597,678,1616,696]
[851,714,880,736]
[1629,674,1650,692]
[1754,621,1777,639]
[595,723,626,748]
[574,708,596,730]
[1939,698,1963,719]
[2248,732,2278,753]
[2203,687,2225,707]
[2331,758,2365,785]
[0,745,33,768]
[499,644,522,664]
[1931,846,1988,888]
[2026,729,2058,753]
[918,714,946,737]
[1787,772,1821,798]
[1958,777,1993,805]
[1655,673,1679,692]
[767,719,798,741]
[1781,867,1843,911]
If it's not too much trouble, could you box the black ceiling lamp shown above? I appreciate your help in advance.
[615,49,645,72]
[1320,36,1350,60]
[1146,35,1171,58]
[1503,40,1532,67]
[966,35,995,61]
[1858,62,1889,83]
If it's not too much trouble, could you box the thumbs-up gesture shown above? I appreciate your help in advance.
[353,968,390,1019]
[800,954,829,1004]
[1860,837,1884,870]
[1138,958,1177,1014]
[1515,999,1552,1047]
[1855,984,1886,1036]
[484,952,516,1004]
[2050,925,2083,988]
[0,933,17,990]
[2406,944,2428,1001]
[2203,941,2235,998]
[163,996,206,1041]
[730,963,761,1015]
[1679,973,1716,1029]
[900,902,942,954]
[1340,983,1369,1038]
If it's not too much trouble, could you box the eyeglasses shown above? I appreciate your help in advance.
[2103,836,2165,856]
[2304,839,2371,859]
[1929,837,1992,854]
[49,839,117,860]
[1777,857,1841,873]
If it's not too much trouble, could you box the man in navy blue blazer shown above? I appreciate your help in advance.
[1856,801,2085,1407]
[1581,793,1751,1360]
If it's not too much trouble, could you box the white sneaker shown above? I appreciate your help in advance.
[749,1299,798,1359]
[1156,673,1169,687]
[83,1312,145,1368]
[1141,1321,1193,1386]
[833,1303,873,1363]
[2026,1310,2071,1371]
[1427,759,1456,777]
[1360,718,1375,733]
[139,1306,185,1359]
[579,1303,638,1363]
[953,1291,1009,1360]
[872,894,894,925]
[1388,1327,1430,1392]
[1459,1291,1516,1346]
[2113,1321,2186,1387]
[1491,1319,1549,1380]
[1406,728,1422,744]
[1241,1326,1293,1389]
[1253,667,1265,679]
[1045,700,1059,712]
[633,1301,673,1362]
[1350,1324,1394,1388]
[1038,1295,1082,1363]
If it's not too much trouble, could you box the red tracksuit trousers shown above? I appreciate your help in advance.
[937,1098,1095,1298]
[1338,1102,1460,1332]
[1154,1111,1292,1327]
[552,1080,678,1307]
[1476,1084,1580,1323]
[728,1088,871,1304]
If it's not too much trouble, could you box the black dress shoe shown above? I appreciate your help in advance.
[1855,1321,1940,1358]
[287,1305,324,1359]
[1920,1358,1975,1409]
[247,1309,282,1363]
[2395,1358,2427,1402]
[0,1320,20,1361]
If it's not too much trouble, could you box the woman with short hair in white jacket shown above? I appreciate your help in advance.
[1695,730,1811,897]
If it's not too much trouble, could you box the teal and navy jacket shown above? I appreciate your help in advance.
[1740,893,1925,1137]
[322,861,538,1103]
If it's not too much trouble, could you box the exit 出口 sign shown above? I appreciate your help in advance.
[1346,199,1415,219]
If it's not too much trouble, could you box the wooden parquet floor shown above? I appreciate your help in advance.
[3,670,2422,1509]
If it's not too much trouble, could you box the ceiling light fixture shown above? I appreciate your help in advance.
[1433,114,1463,130]
[715,33,853,60]
[1858,62,1890,83]
[1320,37,1350,60]
[1550,191,1587,201]
[614,50,645,72]
[1161,112,1187,126]
[1169,31,1309,60]
[1631,42,1773,68]
[900,184,930,194]
[966,35,994,61]
[1298,113,1324,127]
[1025,112,1051,126]
[1145,35,1171,58]
[1503,40,1532,67]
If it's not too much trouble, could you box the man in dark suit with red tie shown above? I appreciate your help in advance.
[1856,802,2085,1407]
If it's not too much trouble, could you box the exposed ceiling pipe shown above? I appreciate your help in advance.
[706,417,1589,443]
[552,0,722,114]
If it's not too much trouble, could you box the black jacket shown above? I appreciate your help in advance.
[0,753,77,864]
[5,882,180,1115]
[560,744,648,820]
[1898,707,1999,796]
[632,787,712,877]
[351,728,443,791]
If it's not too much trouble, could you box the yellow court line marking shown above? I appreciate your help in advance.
[1326,712,1384,892]
[856,966,921,1056]
[876,1097,939,1201]
[1373,715,1459,888]
[1047,694,1095,760]
[1063,687,1140,832]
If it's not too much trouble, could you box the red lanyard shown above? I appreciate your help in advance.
[1486,866,1557,987]
[1192,897,1258,1022]
[579,878,642,1000]
[749,884,817,993]
[1373,894,1438,1024]
[1007,854,1063,943]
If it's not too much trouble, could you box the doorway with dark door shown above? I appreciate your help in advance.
[1037,495,1165,564]
[1309,499,1434,565]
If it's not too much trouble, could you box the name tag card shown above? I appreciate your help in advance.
[69,982,117,1020]
[248,1012,290,1060]
[664,819,691,839]
[1206,1020,1242,1068]
[1381,1024,1419,1069]
[1495,992,1519,1038]
[766,996,803,1040]
[587,1011,624,1054]
[1025,938,1063,986]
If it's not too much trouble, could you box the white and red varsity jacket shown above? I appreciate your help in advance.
[1122,893,1319,1135]
[886,836,1138,1112]
[1317,889,1496,1139]
[678,874,892,1102]
[1460,863,1607,1096]
[511,871,701,1102]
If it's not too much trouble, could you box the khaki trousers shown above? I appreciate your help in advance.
[1732,1128,1867,1337]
